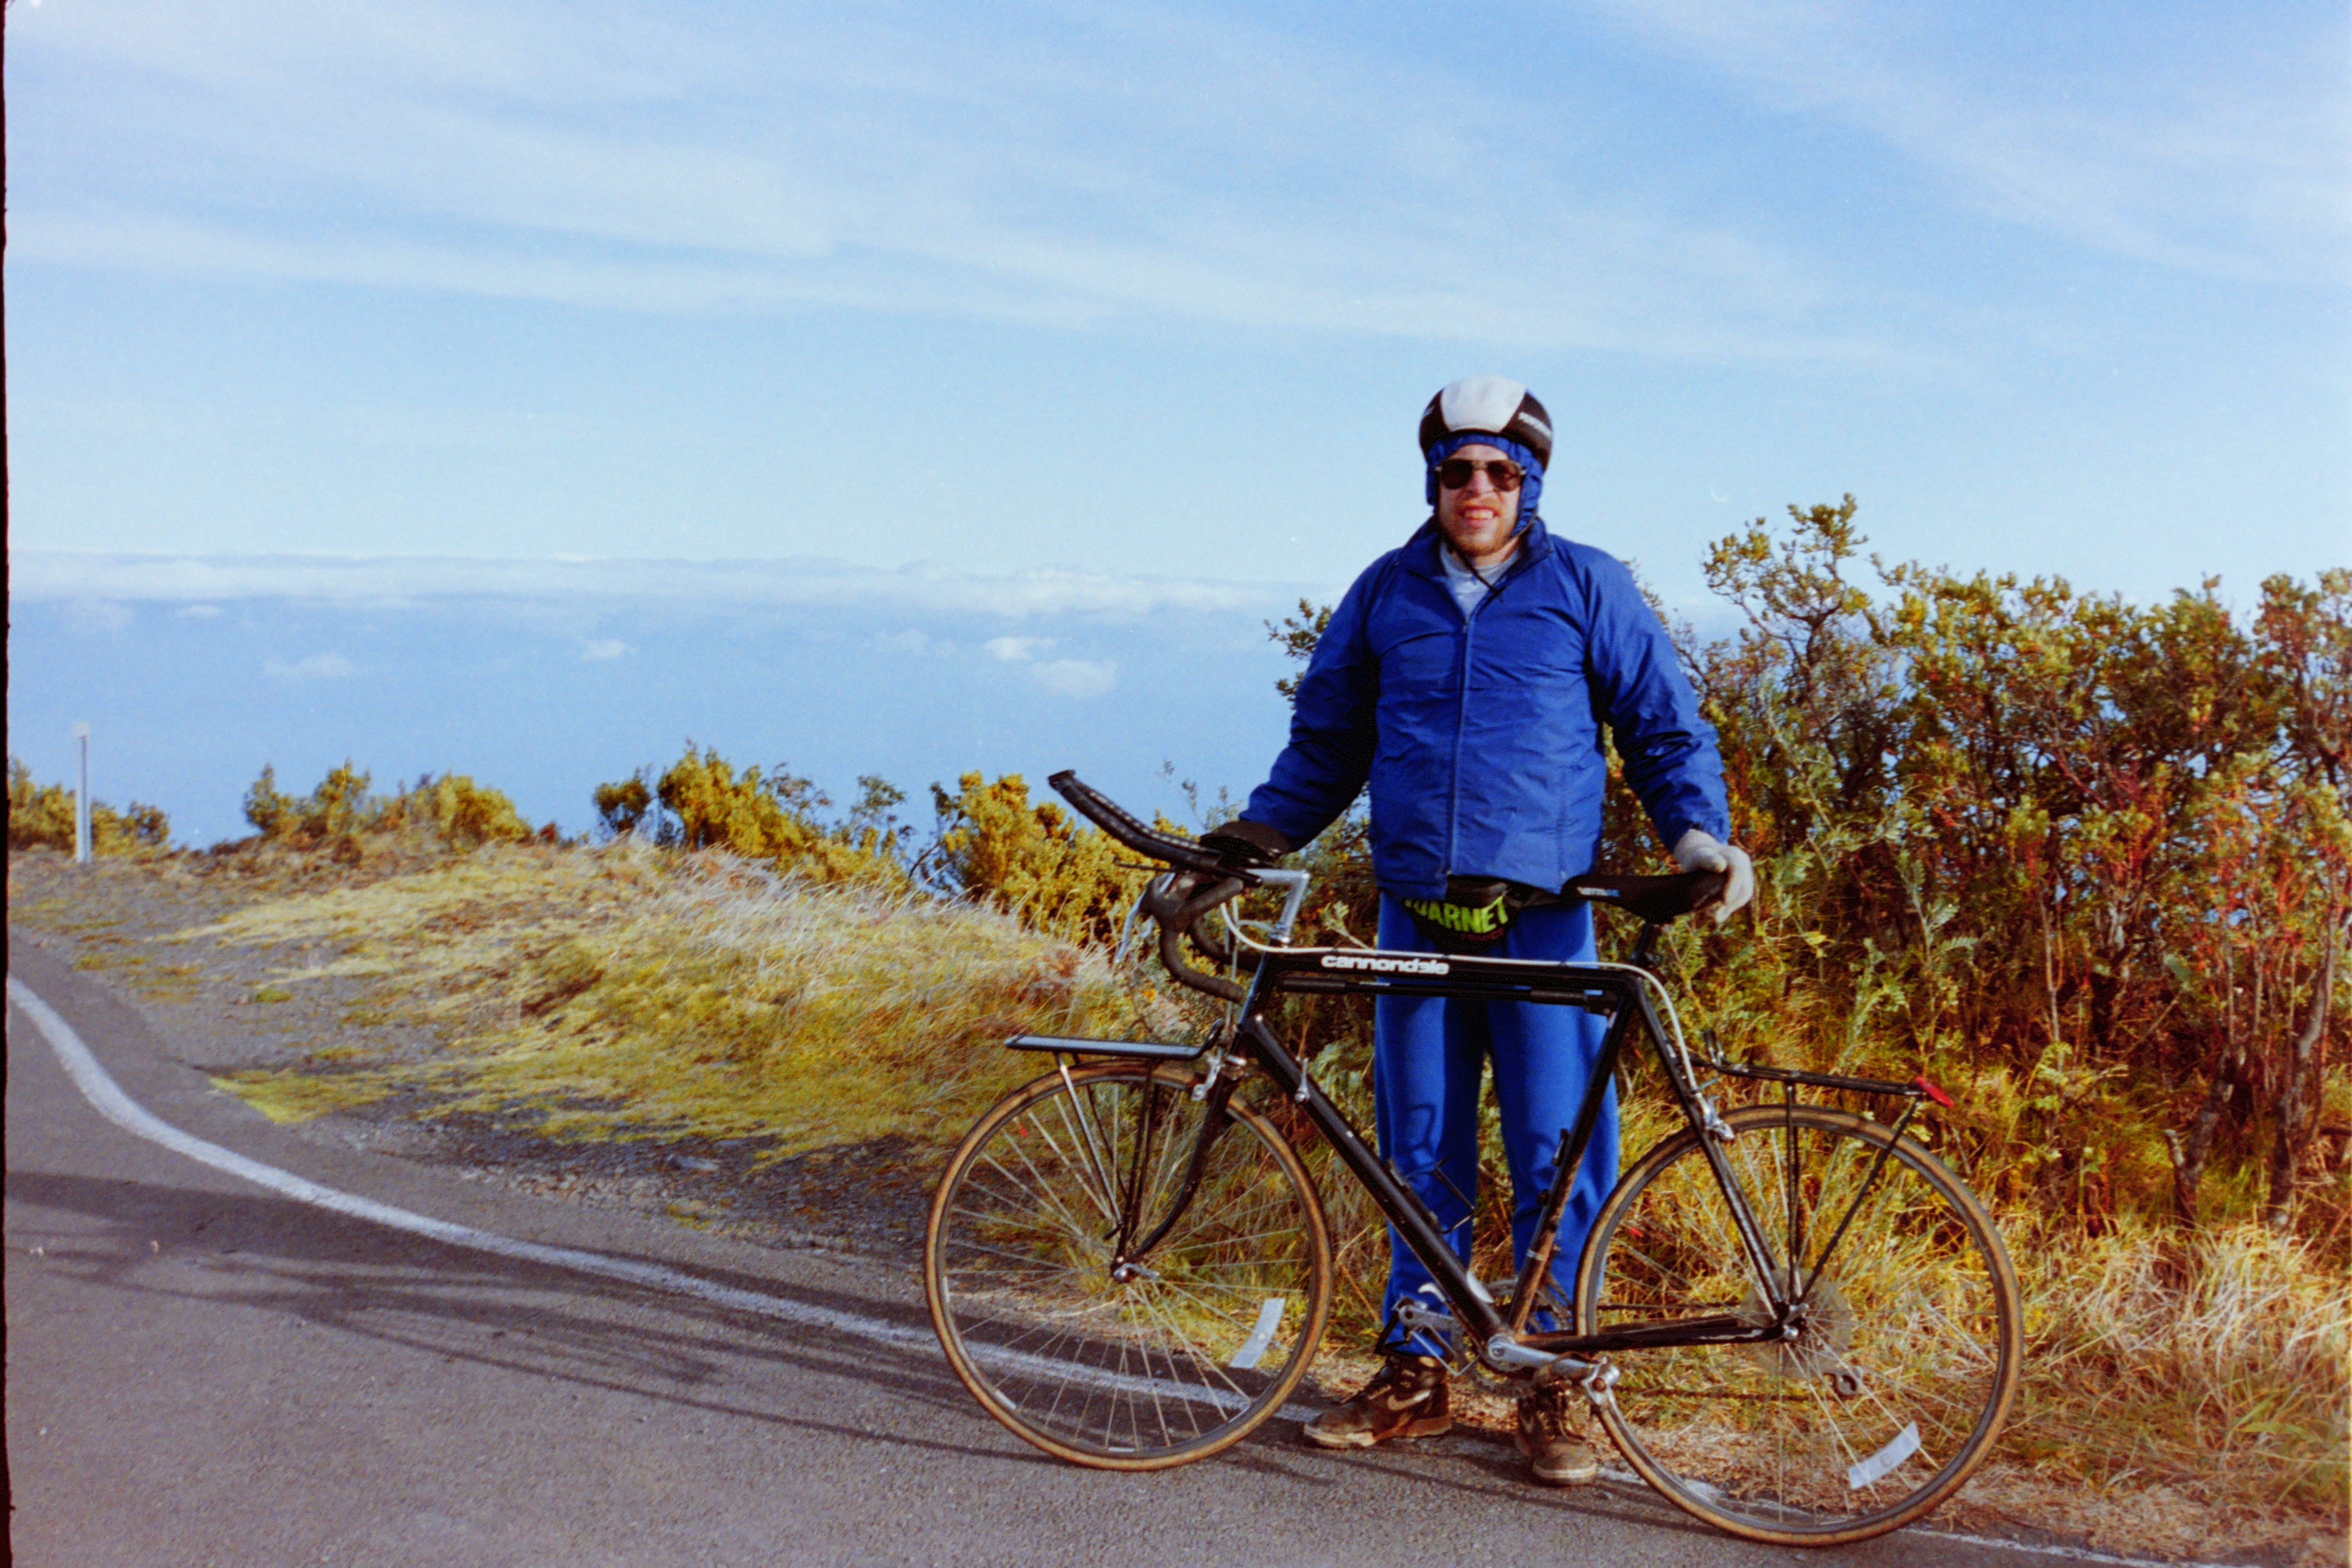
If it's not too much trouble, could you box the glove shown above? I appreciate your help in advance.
[1198,818,1290,870]
[1672,828,1755,925]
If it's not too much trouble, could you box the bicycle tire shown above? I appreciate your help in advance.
[925,1061,1334,1469]
[1574,1103,2021,1546]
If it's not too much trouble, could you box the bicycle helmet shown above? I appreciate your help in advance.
[1418,375,1552,519]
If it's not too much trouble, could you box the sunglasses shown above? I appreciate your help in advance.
[1436,457,1525,492]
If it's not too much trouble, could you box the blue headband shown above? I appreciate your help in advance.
[1425,432,1544,530]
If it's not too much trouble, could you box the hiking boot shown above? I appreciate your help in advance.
[1516,1381,1600,1485]
[1302,1353,1452,1449]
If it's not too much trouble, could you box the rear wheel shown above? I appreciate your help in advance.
[1575,1103,2020,1545]
[925,1061,1333,1469]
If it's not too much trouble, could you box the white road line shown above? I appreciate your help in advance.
[6,972,1318,1425]
[7,975,936,1346]
[1905,1537,2272,1568]
[3,974,2266,1568]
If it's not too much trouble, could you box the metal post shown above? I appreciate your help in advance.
[73,722,92,864]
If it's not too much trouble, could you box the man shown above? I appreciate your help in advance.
[1201,375,1753,1486]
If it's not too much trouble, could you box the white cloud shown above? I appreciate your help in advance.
[1030,658,1117,699]
[1577,0,2351,283]
[2,0,1883,359]
[263,652,355,679]
[9,551,1296,619]
[978,632,1114,695]
[580,638,630,661]
[176,603,225,618]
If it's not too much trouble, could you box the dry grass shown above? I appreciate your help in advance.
[2012,1220,2349,1520]
[177,838,1181,1156]
[209,1067,401,1123]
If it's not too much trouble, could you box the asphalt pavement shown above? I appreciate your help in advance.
[8,932,2092,1567]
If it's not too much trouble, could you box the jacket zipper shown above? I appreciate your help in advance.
[1446,550,1515,882]
[1448,593,1472,879]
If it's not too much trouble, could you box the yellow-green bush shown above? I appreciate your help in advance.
[241,761,534,850]
[925,771,1150,943]
[413,773,534,847]
[593,746,907,886]
[657,748,808,859]
[7,756,170,853]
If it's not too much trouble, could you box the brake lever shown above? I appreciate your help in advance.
[1139,872,1249,1002]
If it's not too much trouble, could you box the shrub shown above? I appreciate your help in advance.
[592,746,907,885]
[240,761,533,850]
[7,756,170,853]
[244,761,372,842]
[923,771,1148,943]
[415,774,535,847]
[658,747,808,859]
[592,771,655,839]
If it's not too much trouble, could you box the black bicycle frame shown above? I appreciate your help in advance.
[1025,930,1938,1371]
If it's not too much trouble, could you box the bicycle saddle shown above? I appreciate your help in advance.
[1565,870,1726,925]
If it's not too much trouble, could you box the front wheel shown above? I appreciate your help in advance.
[1575,1103,2021,1546]
[925,1061,1334,1469]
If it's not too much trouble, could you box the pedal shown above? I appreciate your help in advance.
[1535,1355,1621,1411]
[1394,1291,1457,1350]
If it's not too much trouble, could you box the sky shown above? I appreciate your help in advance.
[6,0,2349,842]
[7,555,1302,847]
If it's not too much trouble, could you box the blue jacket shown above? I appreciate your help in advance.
[1245,517,1729,899]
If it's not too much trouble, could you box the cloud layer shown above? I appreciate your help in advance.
[0,0,2206,362]
[14,0,2336,369]
[11,551,1295,620]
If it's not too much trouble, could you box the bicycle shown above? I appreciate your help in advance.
[923,773,2021,1547]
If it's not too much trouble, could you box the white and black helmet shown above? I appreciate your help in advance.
[1417,375,1554,471]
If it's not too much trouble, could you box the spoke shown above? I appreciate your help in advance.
[1133,1285,1247,1402]
[1598,1235,1712,1300]
[995,1111,1115,1236]
[940,1232,1086,1274]
[1136,1275,1304,1309]
[1040,1088,1124,1229]
[1155,1220,1312,1255]
[1056,1080,1133,1236]
[955,1166,1095,1261]
[1146,1277,1261,1353]
[1801,1353,1871,1483]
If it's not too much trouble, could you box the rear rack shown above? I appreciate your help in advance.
[1693,1053,1952,1102]
[1007,1034,1208,1061]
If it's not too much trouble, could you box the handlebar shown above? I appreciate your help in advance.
[1049,770,1734,1003]
[1050,771,1265,1001]
[1047,771,1251,882]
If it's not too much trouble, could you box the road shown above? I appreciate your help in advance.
[7,933,2118,1568]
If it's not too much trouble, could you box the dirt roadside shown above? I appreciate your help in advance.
[6,848,936,1263]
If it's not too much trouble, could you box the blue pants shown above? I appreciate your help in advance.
[1373,893,1617,1356]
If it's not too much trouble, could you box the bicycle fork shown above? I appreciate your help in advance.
[1106,1068,1241,1278]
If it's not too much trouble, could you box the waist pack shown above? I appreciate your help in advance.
[1397,878,1559,955]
